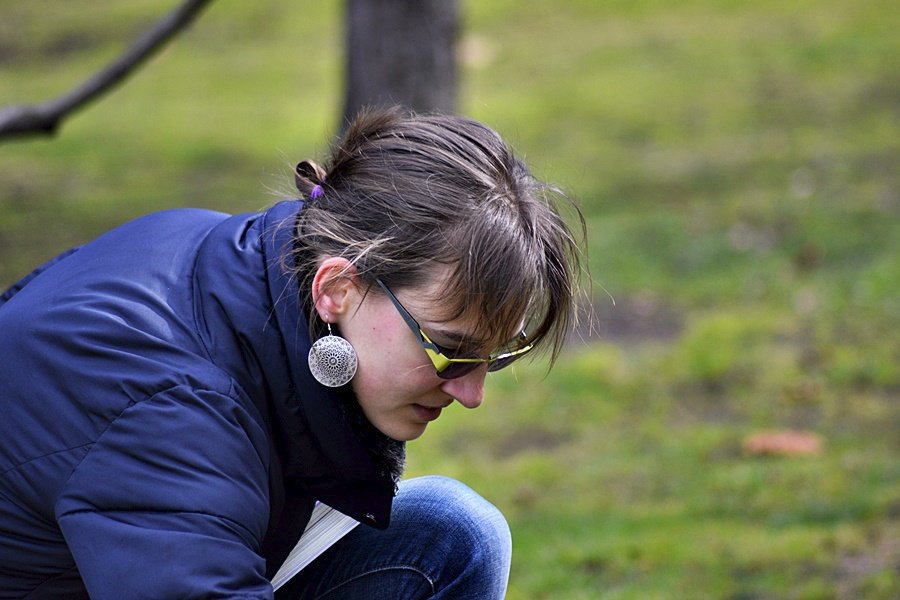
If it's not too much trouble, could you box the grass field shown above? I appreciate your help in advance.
[1,1,897,598]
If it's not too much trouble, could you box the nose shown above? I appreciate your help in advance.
[440,364,487,409]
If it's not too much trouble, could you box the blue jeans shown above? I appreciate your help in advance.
[278,476,512,599]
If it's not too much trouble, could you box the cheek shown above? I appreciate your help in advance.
[358,330,435,391]
[351,313,413,374]
[363,321,402,360]
[351,327,431,408]
[343,298,436,386]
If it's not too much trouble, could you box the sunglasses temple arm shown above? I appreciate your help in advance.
[376,279,443,353]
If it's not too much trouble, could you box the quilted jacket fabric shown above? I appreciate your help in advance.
[0,201,395,599]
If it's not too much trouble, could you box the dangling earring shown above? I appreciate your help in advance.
[308,323,358,387]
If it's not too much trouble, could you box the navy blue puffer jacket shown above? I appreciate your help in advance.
[0,201,395,599]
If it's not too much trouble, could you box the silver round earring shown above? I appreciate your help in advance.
[308,324,358,387]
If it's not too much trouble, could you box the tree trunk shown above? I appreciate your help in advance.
[343,0,459,126]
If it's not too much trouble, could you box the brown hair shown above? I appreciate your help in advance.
[291,106,584,364]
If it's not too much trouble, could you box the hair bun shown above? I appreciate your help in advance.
[294,160,328,197]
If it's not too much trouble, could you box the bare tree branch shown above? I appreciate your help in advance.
[0,0,215,142]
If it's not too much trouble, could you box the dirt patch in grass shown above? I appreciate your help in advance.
[493,425,572,459]
[438,425,570,461]
[570,291,683,346]
[835,520,900,599]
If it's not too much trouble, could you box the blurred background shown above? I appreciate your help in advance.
[1,1,897,598]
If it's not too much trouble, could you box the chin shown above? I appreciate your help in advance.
[380,422,428,442]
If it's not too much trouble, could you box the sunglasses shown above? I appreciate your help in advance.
[375,279,534,380]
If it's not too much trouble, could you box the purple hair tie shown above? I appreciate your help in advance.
[310,184,324,200]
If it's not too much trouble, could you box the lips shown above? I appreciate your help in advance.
[413,403,445,422]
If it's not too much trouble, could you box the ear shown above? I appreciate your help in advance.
[311,257,360,322]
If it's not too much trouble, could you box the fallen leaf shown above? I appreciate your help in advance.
[743,430,824,456]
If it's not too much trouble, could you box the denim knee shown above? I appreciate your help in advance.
[403,475,511,554]
[394,476,512,597]
[279,476,512,600]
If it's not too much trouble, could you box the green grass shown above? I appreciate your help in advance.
[1,0,897,597]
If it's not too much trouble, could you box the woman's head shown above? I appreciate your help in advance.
[292,106,584,369]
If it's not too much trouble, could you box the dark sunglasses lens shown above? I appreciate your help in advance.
[436,361,480,380]
[487,354,519,372]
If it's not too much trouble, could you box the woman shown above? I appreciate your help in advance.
[0,107,583,599]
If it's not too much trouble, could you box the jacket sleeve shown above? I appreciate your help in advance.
[55,385,275,600]
[0,246,80,307]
